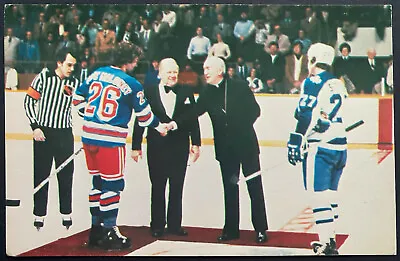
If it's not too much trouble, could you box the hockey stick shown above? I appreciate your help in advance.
[234,120,365,185]
[33,147,84,195]
[307,120,364,142]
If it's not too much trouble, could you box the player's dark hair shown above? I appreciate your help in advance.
[113,42,141,67]
[55,48,77,64]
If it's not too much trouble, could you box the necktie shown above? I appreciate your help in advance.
[40,23,43,34]
[104,30,107,38]
[8,36,12,43]
[81,69,88,83]
[370,60,375,70]
[164,85,174,93]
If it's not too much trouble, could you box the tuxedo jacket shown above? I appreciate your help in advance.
[358,58,385,93]
[132,83,201,161]
[178,78,260,162]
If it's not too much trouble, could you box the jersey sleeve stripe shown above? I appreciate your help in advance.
[27,86,41,100]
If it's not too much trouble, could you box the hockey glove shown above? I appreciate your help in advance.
[313,118,331,133]
[287,132,307,166]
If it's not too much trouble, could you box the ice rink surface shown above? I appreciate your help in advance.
[5,140,396,256]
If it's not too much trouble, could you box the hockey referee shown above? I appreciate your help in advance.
[23,48,79,230]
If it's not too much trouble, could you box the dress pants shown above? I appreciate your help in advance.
[147,138,189,231]
[33,127,74,217]
[219,153,268,235]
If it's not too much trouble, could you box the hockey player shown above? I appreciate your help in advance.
[287,43,348,255]
[73,42,169,251]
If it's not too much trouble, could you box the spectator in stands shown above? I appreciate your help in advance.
[262,41,285,93]
[40,32,57,68]
[111,13,123,39]
[65,4,82,25]
[33,12,49,42]
[95,18,116,65]
[295,29,312,54]
[247,68,264,93]
[4,27,21,73]
[208,33,231,61]
[280,10,298,42]
[195,6,212,38]
[332,42,357,94]
[5,5,22,28]
[225,66,238,80]
[118,21,138,44]
[161,5,177,32]
[235,56,250,80]
[53,13,71,42]
[253,20,269,60]
[300,7,321,43]
[284,41,308,94]
[48,7,62,24]
[82,18,101,48]
[56,31,77,54]
[212,13,233,47]
[265,24,291,56]
[252,58,265,81]
[233,10,256,59]
[18,31,40,73]
[14,16,30,40]
[139,18,157,61]
[318,8,338,47]
[152,11,163,34]
[142,4,155,23]
[360,48,385,94]
[77,58,91,84]
[187,27,211,74]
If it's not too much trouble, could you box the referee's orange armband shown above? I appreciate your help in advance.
[27,87,41,100]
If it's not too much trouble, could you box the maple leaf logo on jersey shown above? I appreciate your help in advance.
[63,85,74,96]
[310,75,322,84]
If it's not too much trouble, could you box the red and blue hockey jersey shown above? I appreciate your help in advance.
[73,66,160,147]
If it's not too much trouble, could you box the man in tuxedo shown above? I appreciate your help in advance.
[262,41,286,93]
[131,58,201,238]
[173,56,268,243]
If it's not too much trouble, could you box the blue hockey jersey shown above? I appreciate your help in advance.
[294,70,348,148]
[73,66,160,147]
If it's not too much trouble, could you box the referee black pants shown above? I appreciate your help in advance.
[219,154,268,235]
[33,127,74,217]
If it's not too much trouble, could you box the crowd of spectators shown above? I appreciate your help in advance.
[4,4,393,94]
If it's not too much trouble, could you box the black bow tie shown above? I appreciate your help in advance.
[164,85,174,93]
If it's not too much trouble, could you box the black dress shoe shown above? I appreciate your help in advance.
[151,229,164,238]
[167,227,188,236]
[256,231,268,243]
[217,233,240,242]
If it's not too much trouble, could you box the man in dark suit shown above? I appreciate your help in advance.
[332,42,357,94]
[131,58,201,238]
[173,56,268,243]
[358,48,385,94]
[262,41,286,93]
[235,56,250,80]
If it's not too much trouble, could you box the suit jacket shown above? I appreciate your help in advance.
[235,64,250,80]
[139,29,156,60]
[358,58,385,93]
[95,29,116,53]
[262,53,285,82]
[212,22,233,42]
[284,54,308,87]
[33,22,50,41]
[132,83,201,162]
[180,78,260,162]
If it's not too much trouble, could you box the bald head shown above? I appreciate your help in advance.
[367,48,376,59]
[159,58,179,87]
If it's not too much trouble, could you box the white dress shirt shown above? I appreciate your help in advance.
[159,82,176,118]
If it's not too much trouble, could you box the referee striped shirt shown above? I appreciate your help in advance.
[24,68,80,130]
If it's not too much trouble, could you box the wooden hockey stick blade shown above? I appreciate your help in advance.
[6,199,21,207]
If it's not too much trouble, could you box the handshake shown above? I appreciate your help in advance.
[155,121,178,136]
